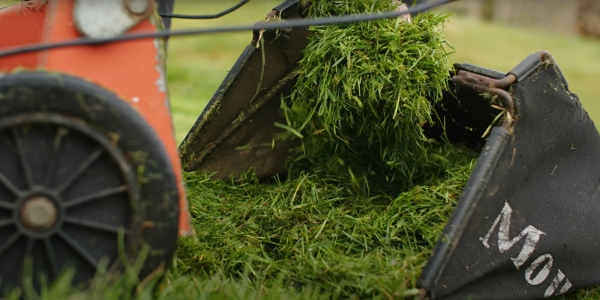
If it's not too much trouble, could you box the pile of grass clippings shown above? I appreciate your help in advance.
[175,158,475,298]
[284,0,454,194]
[174,0,479,298]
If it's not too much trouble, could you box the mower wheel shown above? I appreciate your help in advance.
[0,72,180,292]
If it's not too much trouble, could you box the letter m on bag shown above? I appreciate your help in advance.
[480,202,546,269]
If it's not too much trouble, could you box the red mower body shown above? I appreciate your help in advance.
[0,0,191,236]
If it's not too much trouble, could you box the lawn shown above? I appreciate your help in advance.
[1,1,600,299]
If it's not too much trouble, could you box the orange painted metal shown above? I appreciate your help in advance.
[0,0,192,236]
[0,2,47,70]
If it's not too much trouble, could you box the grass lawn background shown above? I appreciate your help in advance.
[1,1,600,299]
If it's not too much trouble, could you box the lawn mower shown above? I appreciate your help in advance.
[0,0,190,292]
[1,0,599,299]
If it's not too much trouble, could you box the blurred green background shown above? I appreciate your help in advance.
[1,0,599,142]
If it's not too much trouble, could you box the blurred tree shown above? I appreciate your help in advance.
[481,0,494,21]
[442,0,579,34]
[578,0,600,38]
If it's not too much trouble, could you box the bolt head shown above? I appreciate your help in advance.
[20,196,57,232]
[126,0,150,15]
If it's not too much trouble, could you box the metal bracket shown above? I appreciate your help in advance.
[452,71,517,129]
[73,0,154,38]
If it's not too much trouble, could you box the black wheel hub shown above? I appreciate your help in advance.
[0,113,136,290]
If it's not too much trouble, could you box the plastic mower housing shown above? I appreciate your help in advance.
[0,0,190,292]
[180,1,600,299]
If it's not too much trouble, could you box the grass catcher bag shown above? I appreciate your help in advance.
[179,1,600,299]
[419,51,598,299]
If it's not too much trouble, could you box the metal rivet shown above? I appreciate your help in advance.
[20,196,57,231]
[125,0,150,15]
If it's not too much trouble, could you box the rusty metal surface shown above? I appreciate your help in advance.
[452,71,517,129]
[179,1,311,180]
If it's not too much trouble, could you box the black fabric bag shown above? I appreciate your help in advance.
[419,51,600,299]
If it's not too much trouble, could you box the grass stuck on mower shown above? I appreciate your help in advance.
[179,1,600,299]
[0,0,599,299]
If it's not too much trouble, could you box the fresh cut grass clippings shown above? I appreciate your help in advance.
[284,0,454,194]
[175,152,476,298]
[174,0,478,298]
